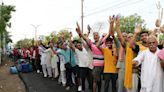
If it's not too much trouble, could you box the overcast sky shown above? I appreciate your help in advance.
[2,0,164,43]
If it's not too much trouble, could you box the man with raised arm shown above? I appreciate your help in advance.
[96,16,118,92]
[69,32,92,92]
[76,22,105,92]
[132,35,163,92]
[115,16,140,92]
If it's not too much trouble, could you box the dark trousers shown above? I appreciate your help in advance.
[57,62,60,76]
[35,55,42,72]
[138,77,141,92]
[66,67,73,86]
[79,67,93,91]
[31,59,36,71]
[104,73,118,92]
[66,65,79,87]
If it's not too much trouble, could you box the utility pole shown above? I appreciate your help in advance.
[81,0,84,33]
[30,24,40,41]
[156,0,163,43]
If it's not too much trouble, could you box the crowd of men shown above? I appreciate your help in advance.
[11,16,164,92]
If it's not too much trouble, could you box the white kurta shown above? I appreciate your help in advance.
[44,48,52,67]
[39,46,46,65]
[133,48,163,92]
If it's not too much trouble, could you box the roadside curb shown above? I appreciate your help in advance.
[18,73,29,92]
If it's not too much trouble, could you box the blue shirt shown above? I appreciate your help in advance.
[59,48,76,67]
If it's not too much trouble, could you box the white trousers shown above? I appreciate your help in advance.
[52,68,59,78]
[42,64,52,77]
[58,71,66,85]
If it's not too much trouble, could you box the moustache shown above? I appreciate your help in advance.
[150,45,156,48]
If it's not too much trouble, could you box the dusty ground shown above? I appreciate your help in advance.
[0,57,26,92]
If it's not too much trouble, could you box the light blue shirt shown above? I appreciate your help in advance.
[58,48,76,67]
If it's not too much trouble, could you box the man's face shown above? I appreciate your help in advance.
[122,32,127,41]
[127,33,133,42]
[148,37,158,53]
[62,42,67,50]
[93,32,100,42]
[76,43,82,50]
[73,42,78,48]
[106,40,113,49]
[140,33,148,43]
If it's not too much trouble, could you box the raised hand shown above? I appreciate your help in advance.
[155,19,161,27]
[61,32,65,38]
[109,16,114,25]
[115,16,120,30]
[76,22,82,35]
[134,23,141,34]
[69,32,72,38]
[87,25,91,32]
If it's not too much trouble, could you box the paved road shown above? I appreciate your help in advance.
[19,72,76,92]
[19,72,112,92]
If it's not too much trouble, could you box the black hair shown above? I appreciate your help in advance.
[139,31,149,36]
[72,40,78,44]
[73,40,81,44]
[106,36,113,42]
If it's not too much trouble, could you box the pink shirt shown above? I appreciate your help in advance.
[87,40,104,66]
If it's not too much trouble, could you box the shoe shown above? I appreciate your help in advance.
[78,85,82,91]
[44,75,47,78]
[65,86,70,91]
[62,84,66,87]
[37,70,40,73]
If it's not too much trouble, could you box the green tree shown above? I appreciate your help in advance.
[0,3,15,48]
[15,39,33,48]
[119,13,146,33]
[58,29,70,40]
[159,34,164,40]
[73,36,81,41]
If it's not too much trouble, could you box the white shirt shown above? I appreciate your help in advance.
[133,48,163,92]
[81,39,93,69]
[75,47,90,67]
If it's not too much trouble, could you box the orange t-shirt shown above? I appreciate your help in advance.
[103,48,118,73]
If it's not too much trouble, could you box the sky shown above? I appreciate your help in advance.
[2,0,164,43]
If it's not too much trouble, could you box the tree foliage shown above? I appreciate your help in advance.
[119,13,146,33]
[15,39,33,48]
[32,29,70,47]
[0,4,15,47]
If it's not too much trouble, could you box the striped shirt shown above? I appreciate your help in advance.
[87,40,104,66]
